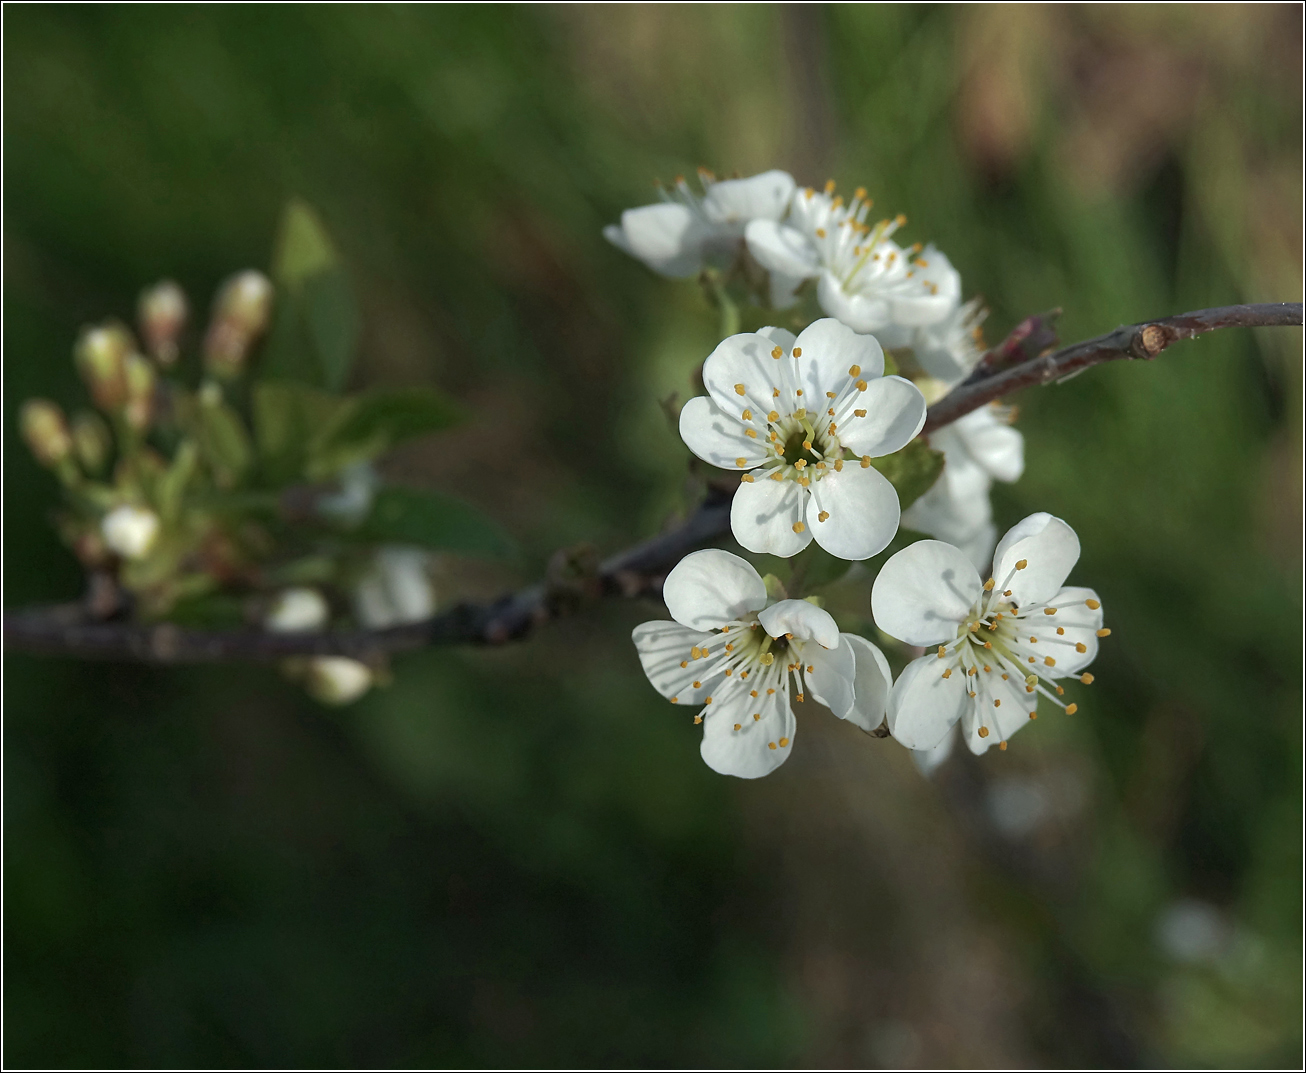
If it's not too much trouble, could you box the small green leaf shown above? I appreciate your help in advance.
[307,386,461,479]
[356,486,515,558]
[871,438,945,511]
[273,199,339,286]
[156,439,200,521]
[252,380,345,485]
[198,399,253,487]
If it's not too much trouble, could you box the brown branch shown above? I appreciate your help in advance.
[923,302,1302,433]
[5,302,1300,664]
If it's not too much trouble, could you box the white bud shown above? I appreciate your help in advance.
[354,546,435,628]
[304,657,372,705]
[265,587,329,633]
[101,505,161,560]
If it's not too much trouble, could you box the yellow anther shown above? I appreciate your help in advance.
[827,423,837,435]
[796,388,804,397]
[824,179,836,193]
[806,664,815,674]
[1028,711,1037,720]
[767,742,777,750]
[704,697,713,704]
[799,477,809,487]
[733,723,741,731]
[671,696,678,703]
[1056,626,1064,635]
[983,665,991,672]
[694,714,703,724]
[1096,628,1111,637]
[1043,607,1057,615]
[817,511,829,522]
[834,459,844,471]
[984,578,995,591]
[724,669,732,677]
[1015,559,1028,570]
[778,736,789,747]
[1029,636,1037,643]
[770,472,783,481]
[771,346,783,359]
[978,726,989,738]
[773,388,780,397]
[856,379,868,391]
[983,641,992,649]
[750,690,758,697]
[860,455,871,467]
[826,391,836,399]
[1028,656,1036,663]
[690,646,701,658]
[937,646,947,658]
[767,410,779,421]
[848,364,861,377]
[795,693,804,702]
[1075,642,1087,653]
[734,384,747,396]
[785,632,793,639]
[736,457,748,467]
[793,347,802,357]
[1055,685,1064,695]
[994,699,1001,707]
[1003,589,1012,596]
[766,687,775,695]
[942,668,952,678]
[854,409,866,418]
[742,408,753,420]
[794,407,806,418]
[760,653,775,666]
[999,741,1008,751]
[1086,599,1100,610]
[692,680,702,688]
[745,429,758,438]
[794,459,807,469]
[816,228,826,239]
[802,439,812,450]
[741,474,755,484]
[1080,673,1094,684]
[894,213,906,226]
[1001,673,1009,680]
[679,660,688,668]
[1044,656,1056,666]
[854,186,866,199]
[753,712,760,721]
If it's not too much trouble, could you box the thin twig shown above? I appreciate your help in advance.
[5,302,1300,663]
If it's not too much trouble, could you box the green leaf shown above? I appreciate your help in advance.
[870,438,945,511]
[156,439,200,521]
[252,380,346,485]
[198,399,253,487]
[355,486,515,559]
[259,198,360,391]
[306,386,461,479]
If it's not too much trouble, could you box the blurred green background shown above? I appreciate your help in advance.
[4,5,1301,1067]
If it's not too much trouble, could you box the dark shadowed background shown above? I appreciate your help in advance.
[4,5,1302,1068]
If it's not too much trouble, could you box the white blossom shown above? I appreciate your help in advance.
[902,404,1024,572]
[871,513,1107,755]
[101,505,160,560]
[317,461,379,527]
[304,657,373,705]
[632,549,890,778]
[604,168,795,280]
[679,319,927,560]
[745,184,960,331]
[266,587,330,633]
[354,546,436,628]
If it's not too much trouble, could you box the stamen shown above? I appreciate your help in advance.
[978,726,989,738]
[1079,673,1094,684]
[1096,628,1111,637]
[778,737,789,747]
[735,457,748,467]
[860,455,871,468]
[853,409,866,418]
[1016,559,1028,570]
[792,347,802,357]
[734,384,746,396]
[817,511,829,522]
[1065,703,1078,715]
[1086,599,1101,610]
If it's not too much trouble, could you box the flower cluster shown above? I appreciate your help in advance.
[614,168,1106,778]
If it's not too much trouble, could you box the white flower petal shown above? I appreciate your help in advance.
[613,202,705,277]
[744,219,821,278]
[842,633,892,732]
[702,331,796,417]
[799,634,857,718]
[632,620,724,705]
[871,538,983,646]
[887,653,969,751]
[757,326,797,352]
[901,473,997,573]
[992,513,1080,606]
[678,395,768,470]
[885,245,962,326]
[1024,585,1103,674]
[662,548,768,632]
[837,375,927,458]
[912,724,956,776]
[807,463,900,561]
[758,599,840,648]
[952,407,1024,483]
[704,170,796,226]
[963,666,1038,754]
[793,317,884,400]
[731,477,812,557]
[817,270,891,333]
[700,680,796,778]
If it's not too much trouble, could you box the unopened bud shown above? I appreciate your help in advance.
[20,399,73,466]
[265,587,329,633]
[204,270,273,378]
[75,322,134,410]
[101,504,160,560]
[304,657,372,705]
[71,411,112,473]
[123,353,157,431]
[354,546,435,628]
[138,280,188,367]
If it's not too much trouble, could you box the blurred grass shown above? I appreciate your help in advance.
[4,5,1301,1068]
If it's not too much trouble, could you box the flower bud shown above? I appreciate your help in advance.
[20,399,73,466]
[265,587,329,633]
[101,504,161,560]
[71,411,112,473]
[123,353,157,431]
[354,546,436,628]
[204,270,273,378]
[75,323,134,410]
[138,280,188,367]
[304,657,372,705]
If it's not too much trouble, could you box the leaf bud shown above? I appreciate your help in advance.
[20,399,73,466]
[101,504,161,560]
[204,270,273,378]
[304,657,372,705]
[75,322,134,410]
[71,411,112,473]
[123,353,158,431]
[137,280,188,367]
